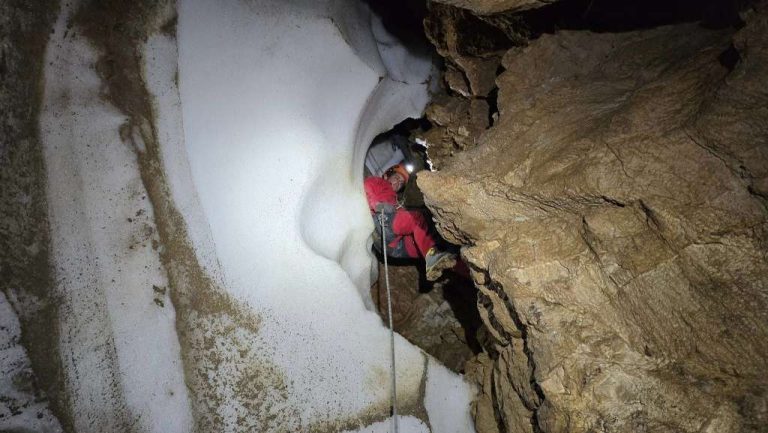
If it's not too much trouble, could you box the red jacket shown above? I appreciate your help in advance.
[364,177,397,213]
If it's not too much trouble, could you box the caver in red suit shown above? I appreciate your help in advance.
[364,176,435,259]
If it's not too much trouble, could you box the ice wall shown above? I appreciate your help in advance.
[35,0,476,431]
[176,0,474,430]
[39,2,193,432]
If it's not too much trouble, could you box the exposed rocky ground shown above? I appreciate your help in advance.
[418,1,768,432]
[0,0,64,430]
[371,260,482,373]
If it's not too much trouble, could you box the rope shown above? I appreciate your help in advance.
[380,208,398,433]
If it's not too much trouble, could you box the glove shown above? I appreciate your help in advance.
[374,202,396,214]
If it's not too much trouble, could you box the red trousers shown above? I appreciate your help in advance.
[391,209,435,258]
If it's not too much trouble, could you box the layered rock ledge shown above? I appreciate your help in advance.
[420,4,768,432]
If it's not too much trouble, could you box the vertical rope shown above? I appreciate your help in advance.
[380,208,398,433]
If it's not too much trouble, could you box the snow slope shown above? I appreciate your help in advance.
[36,0,476,431]
[39,2,193,432]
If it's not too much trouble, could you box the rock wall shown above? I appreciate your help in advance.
[370,261,482,373]
[431,0,558,15]
[1,0,65,430]
[419,3,768,432]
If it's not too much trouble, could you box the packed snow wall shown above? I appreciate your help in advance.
[0,0,476,432]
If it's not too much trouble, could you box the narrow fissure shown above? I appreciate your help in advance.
[364,118,483,373]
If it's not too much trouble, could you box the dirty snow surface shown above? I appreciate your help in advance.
[0,293,62,433]
[177,0,474,429]
[34,0,476,431]
[39,2,194,432]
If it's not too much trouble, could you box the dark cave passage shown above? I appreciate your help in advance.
[363,118,482,373]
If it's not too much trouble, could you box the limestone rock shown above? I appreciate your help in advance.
[418,94,490,169]
[420,7,768,433]
[432,0,560,15]
[424,3,507,97]
[371,261,481,372]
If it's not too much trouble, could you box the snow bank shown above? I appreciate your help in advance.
[39,2,192,432]
[177,0,423,423]
[342,416,430,433]
[36,0,475,430]
[176,0,474,430]
[425,359,476,433]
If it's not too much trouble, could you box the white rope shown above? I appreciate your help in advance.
[380,208,398,433]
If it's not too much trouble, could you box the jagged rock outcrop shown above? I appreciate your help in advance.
[432,0,559,15]
[424,4,511,98]
[371,262,482,372]
[420,3,514,168]
[420,4,768,433]
[419,94,490,168]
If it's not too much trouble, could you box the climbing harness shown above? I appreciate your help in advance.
[373,207,409,259]
[379,207,399,433]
